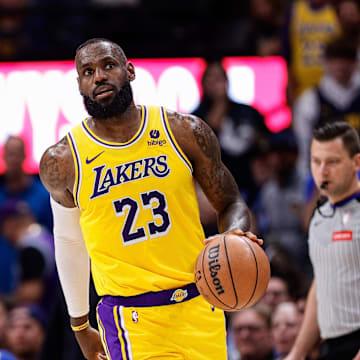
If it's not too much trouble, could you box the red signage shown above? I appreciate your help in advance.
[0,57,289,173]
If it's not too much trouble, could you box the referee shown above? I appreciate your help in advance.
[285,121,360,360]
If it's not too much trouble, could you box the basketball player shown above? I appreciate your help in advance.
[39,38,261,360]
[284,122,360,360]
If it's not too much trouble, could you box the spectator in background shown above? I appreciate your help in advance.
[0,297,12,349]
[335,0,360,56]
[0,0,31,61]
[293,37,360,178]
[261,276,292,312]
[211,0,285,57]
[265,246,312,304]
[246,0,285,56]
[229,304,276,360]
[282,0,341,103]
[272,302,301,359]
[254,129,311,273]
[0,296,16,360]
[192,60,271,207]
[0,136,52,231]
[5,305,46,360]
[0,200,57,316]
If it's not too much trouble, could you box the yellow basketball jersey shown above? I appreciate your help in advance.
[67,106,205,296]
[290,0,340,97]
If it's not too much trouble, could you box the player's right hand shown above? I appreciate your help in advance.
[75,326,107,360]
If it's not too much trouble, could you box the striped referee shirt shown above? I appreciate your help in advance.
[309,193,360,339]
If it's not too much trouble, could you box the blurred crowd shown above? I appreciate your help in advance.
[1,0,360,359]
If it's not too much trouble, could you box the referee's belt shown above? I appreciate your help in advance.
[102,283,200,307]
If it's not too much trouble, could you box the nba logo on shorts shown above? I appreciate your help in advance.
[132,311,138,323]
[170,289,188,303]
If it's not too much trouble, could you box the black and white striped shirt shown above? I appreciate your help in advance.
[309,194,360,339]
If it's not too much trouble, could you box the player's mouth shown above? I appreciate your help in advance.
[94,86,115,99]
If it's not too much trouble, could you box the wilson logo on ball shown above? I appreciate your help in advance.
[208,244,225,295]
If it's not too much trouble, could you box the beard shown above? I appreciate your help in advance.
[83,79,133,119]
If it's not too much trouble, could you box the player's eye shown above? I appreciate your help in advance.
[106,63,115,70]
[84,69,93,76]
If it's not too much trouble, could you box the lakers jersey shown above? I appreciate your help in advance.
[290,0,340,97]
[67,106,205,296]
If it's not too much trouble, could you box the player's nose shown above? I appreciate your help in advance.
[94,67,108,84]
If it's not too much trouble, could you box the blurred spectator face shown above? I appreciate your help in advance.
[326,57,357,86]
[250,152,275,186]
[3,136,25,175]
[250,0,275,22]
[6,307,45,359]
[231,308,273,358]
[261,276,291,310]
[0,300,8,345]
[337,0,360,33]
[272,302,300,356]
[201,62,228,101]
[0,0,28,8]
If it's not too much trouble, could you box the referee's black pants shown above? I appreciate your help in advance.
[325,328,360,360]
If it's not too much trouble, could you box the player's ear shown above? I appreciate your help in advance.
[126,62,136,82]
[353,153,360,171]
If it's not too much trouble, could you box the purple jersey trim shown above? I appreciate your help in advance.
[160,107,193,173]
[81,106,147,148]
[102,283,200,307]
[67,132,81,208]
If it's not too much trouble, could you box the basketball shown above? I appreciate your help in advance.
[194,234,270,311]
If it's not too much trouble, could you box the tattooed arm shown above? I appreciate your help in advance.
[39,136,75,207]
[167,110,252,234]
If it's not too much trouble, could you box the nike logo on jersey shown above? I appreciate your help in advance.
[86,151,105,164]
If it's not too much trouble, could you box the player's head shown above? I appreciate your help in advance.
[271,302,300,357]
[5,305,46,359]
[311,121,360,201]
[324,36,357,86]
[3,136,25,175]
[230,304,273,358]
[75,38,135,119]
[201,60,228,102]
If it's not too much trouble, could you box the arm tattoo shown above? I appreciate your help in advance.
[39,137,69,191]
[173,112,218,159]
[192,120,218,159]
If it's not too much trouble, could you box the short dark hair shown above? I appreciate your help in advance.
[325,37,357,61]
[76,38,127,64]
[313,121,360,156]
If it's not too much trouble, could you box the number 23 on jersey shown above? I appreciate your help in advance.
[112,190,172,246]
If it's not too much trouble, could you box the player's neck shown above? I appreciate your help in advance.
[90,103,142,143]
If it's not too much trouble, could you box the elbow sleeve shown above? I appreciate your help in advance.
[51,198,90,318]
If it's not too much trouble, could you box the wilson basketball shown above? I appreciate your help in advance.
[194,234,270,311]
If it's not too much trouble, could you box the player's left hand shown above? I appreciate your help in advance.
[353,348,360,360]
[204,228,263,246]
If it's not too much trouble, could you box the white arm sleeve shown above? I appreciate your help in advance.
[51,197,90,318]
